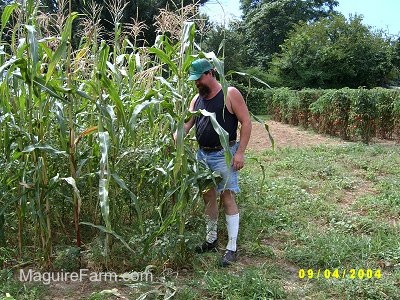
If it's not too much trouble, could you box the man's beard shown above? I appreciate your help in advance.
[198,84,211,98]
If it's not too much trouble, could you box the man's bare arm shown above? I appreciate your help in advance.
[228,87,252,170]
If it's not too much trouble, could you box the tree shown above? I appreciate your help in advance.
[202,21,246,72]
[391,37,400,85]
[240,0,338,68]
[270,14,395,88]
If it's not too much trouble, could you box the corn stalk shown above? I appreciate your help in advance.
[0,1,232,268]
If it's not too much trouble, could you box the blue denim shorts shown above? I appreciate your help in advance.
[196,142,240,194]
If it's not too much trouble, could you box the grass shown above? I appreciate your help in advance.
[176,142,400,300]
[1,142,400,299]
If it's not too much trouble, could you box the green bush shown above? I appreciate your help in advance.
[372,88,396,139]
[272,88,299,123]
[392,89,400,141]
[297,89,324,129]
[310,89,352,139]
[235,83,273,115]
[272,87,400,143]
[348,88,377,144]
[310,89,336,134]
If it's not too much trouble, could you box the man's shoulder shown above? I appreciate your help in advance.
[191,94,200,104]
[226,86,243,100]
[227,86,240,93]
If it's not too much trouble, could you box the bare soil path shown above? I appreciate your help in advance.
[247,120,345,151]
[247,120,397,151]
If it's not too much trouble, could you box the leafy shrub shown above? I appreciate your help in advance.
[310,88,352,138]
[373,87,396,139]
[392,90,400,141]
[53,246,81,272]
[297,89,324,129]
[273,87,400,143]
[272,88,299,123]
[348,88,377,144]
[235,83,273,115]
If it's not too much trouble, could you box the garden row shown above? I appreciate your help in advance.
[240,85,400,144]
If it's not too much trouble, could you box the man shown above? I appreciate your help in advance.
[176,58,252,267]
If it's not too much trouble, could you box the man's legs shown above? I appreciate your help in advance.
[197,189,239,266]
[195,188,218,253]
[220,190,239,252]
[195,144,240,265]
[204,188,218,220]
[203,188,218,244]
[220,190,238,215]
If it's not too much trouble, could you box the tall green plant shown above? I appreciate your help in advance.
[0,0,235,269]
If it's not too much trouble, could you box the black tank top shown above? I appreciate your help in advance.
[194,89,238,147]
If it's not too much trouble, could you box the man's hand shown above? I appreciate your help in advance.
[232,152,245,171]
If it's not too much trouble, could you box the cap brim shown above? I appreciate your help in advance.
[188,73,202,81]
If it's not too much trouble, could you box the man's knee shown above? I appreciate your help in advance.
[203,188,217,203]
[221,189,234,198]
[220,190,235,204]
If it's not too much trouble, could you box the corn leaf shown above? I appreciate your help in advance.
[80,222,134,252]
[62,177,82,216]
[22,143,67,155]
[1,3,19,34]
[25,25,39,72]
[98,131,111,230]
[148,47,178,75]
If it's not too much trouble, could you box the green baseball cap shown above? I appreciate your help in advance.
[188,58,213,80]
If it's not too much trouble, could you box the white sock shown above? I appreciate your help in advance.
[225,213,239,251]
[206,217,218,243]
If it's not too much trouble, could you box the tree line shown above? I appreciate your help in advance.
[204,0,400,89]
[1,0,399,88]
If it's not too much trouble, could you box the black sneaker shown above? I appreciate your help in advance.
[219,250,237,267]
[195,240,218,253]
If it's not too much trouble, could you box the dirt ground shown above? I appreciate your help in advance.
[247,120,397,151]
[247,120,345,151]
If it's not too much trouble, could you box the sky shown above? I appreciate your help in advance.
[199,0,400,36]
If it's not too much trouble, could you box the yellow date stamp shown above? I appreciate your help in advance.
[298,268,382,280]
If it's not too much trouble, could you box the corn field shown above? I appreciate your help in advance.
[0,0,228,269]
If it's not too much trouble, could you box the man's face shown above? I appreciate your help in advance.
[195,72,211,98]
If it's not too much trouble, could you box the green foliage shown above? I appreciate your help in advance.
[271,87,298,123]
[271,14,395,89]
[297,89,324,128]
[53,246,81,272]
[0,1,226,271]
[0,215,5,247]
[201,266,285,299]
[0,268,44,300]
[373,87,397,139]
[241,0,339,68]
[348,88,377,144]
[310,88,352,138]
[391,37,400,70]
[391,89,400,140]
[271,87,400,143]
[235,82,273,115]
[202,22,245,73]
